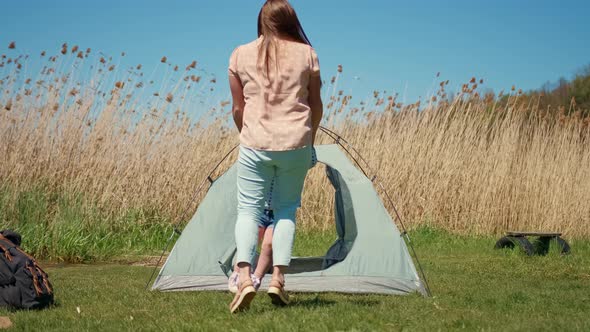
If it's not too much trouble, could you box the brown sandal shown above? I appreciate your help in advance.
[229,277,257,313]
[267,278,289,306]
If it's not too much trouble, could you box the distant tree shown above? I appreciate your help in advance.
[523,64,590,117]
[570,65,590,114]
[555,77,569,105]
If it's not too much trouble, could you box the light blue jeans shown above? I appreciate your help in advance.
[235,145,312,267]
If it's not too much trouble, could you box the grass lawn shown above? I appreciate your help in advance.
[1,228,589,331]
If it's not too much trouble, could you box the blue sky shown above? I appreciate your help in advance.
[2,0,589,103]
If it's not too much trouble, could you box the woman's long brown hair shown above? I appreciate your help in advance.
[257,0,312,80]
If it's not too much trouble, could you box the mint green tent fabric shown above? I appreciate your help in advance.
[152,144,426,295]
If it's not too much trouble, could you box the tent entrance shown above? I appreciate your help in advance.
[218,252,328,276]
[219,164,354,277]
[286,256,325,273]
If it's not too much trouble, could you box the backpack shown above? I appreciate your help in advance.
[0,230,54,310]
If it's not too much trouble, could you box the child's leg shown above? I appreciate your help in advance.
[253,226,274,280]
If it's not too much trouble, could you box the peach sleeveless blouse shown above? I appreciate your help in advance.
[228,37,320,151]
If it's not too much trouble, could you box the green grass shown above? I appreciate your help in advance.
[1,228,589,331]
[0,186,171,262]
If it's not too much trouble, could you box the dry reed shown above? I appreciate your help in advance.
[1,43,589,238]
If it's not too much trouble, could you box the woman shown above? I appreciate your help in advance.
[228,0,323,313]
[228,182,275,293]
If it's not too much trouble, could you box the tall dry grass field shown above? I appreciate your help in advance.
[1,43,589,239]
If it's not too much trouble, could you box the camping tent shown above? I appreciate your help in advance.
[152,144,427,296]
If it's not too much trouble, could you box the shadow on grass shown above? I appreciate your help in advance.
[290,294,380,308]
[291,296,337,308]
[0,301,61,313]
[346,298,380,306]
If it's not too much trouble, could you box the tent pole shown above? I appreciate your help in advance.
[145,144,240,290]
[319,126,433,297]
[319,126,377,176]
[318,127,370,178]
[377,181,433,297]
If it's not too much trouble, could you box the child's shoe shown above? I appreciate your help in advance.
[228,271,239,294]
[229,272,261,293]
[251,274,261,291]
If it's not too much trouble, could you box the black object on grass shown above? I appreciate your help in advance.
[495,231,570,256]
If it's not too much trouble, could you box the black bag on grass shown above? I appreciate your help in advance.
[0,230,54,310]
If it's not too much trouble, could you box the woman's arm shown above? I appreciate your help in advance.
[229,75,246,133]
[309,75,323,145]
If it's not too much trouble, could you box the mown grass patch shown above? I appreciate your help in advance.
[1,229,588,331]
